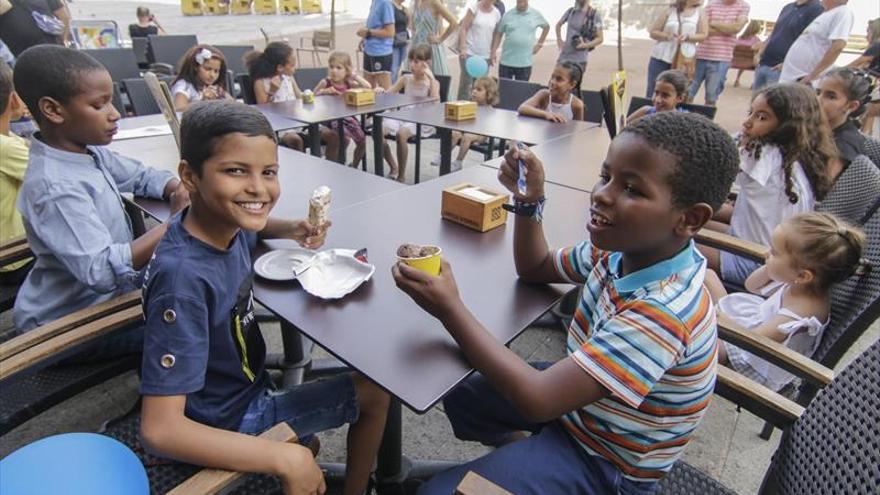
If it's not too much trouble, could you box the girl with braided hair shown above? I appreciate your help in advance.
[702,83,836,286]
[817,68,875,164]
[704,212,870,391]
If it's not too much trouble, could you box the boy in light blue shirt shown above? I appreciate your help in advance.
[490,0,549,81]
[358,0,396,89]
[12,45,187,342]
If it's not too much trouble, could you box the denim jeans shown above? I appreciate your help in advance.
[498,64,532,81]
[753,64,781,93]
[418,366,659,495]
[391,43,408,83]
[646,56,672,98]
[688,59,730,105]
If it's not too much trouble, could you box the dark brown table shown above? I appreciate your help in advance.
[482,129,610,193]
[380,104,600,176]
[256,93,436,171]
[106,134,404,222]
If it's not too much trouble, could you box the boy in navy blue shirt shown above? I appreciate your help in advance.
[139,101,389,495]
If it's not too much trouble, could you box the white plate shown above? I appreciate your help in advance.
[298,249,375,300]
[253,248,317,281]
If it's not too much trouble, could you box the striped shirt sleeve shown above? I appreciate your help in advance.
[553,241,601,284]
[571,300,689,408]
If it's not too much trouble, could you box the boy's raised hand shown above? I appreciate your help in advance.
[277,443,326,495]
[291,219,331,250]
[497,144,545,202]
[392,259,462,321]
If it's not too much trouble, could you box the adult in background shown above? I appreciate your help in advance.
[752,0,822,93]
[646,0,707,98]
[390,0,410,83]
[490,0,550,81]
[687,0,749,107]
[129,6,166,39]
[410,0,457,78]
[0,0,70,56]
[457,0,502,99]
[358,0,396,90]
[848,18,880,137]
[779,0,853,85]
[555,0,604,87]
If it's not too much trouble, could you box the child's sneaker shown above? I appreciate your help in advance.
[452,159,463,172]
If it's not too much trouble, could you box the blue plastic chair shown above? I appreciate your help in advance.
[0,433,149,495]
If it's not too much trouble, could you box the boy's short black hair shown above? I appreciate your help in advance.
[180,101,276,175]
[622,112,738,212]
[13,45,107,124]
[0,61,12,112]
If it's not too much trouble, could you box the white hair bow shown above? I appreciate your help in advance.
[194,48,213,65]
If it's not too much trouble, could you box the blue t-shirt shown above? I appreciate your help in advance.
[365,0,394,57]
[759,0,823,67]
[140,212,269,431]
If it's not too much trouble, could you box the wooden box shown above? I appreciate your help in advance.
[344,88,375,106]
[445,101,477,121]
[441,183,509,232]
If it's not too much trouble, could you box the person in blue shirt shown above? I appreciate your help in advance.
[139,101,389,495]
[11,45,188,346]
[753,0,823,92]
[358,0,396,89]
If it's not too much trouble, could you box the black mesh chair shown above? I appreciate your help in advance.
[626,95,652,117]
[497,78,543,111]
[131,37,150,69]
[147,34,198,68]
[581,89,604,125]
[680,102,717,120]
[215,44,254,76]
[863,136,880,168]
[122,75,175,116]
[658,336,880,495]
[293,67,327,92]
[112,82,126,116]
[83,48,142,81]
[236,73,256,104]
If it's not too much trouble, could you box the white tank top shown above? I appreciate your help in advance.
[548,93,575,121]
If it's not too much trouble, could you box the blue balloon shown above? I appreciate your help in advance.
[0,433,149,495]
[465,56,489,78]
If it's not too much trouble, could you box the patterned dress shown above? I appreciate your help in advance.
[410,3,448,76]
[324,78,366,144]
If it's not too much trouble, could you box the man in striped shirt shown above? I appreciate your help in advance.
[688,0,750,106]
[393,112,740,494]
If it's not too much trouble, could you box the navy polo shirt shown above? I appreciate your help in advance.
[759,0,824,67]
[140,211,269,430]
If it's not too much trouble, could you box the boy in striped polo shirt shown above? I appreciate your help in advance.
[688,0,750,106]
[393,112,739,494]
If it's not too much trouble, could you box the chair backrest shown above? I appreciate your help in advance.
[147,34,199,68]
[294,67,327,92]
[680,102,717,120]
[83,48,141,82]
[764,338,880,495]
[497,78,543,111]
[214,45,254,76]
[236,73,257,104]
[863,136,880,169]
[112,82,126,116]
[131,37,150,68]
[811,179,880,371]
[626,95,652,118]
[122,76,174,116]
[599,85,616,138]
[581,89,604,124]
[817,155,880,226]
[436,74,451,103]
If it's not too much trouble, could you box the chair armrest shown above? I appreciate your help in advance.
[166,422,298,495]
[0,240,32,266]
[695,229,769,262]
[147,63,175,76]
[718,314,834,388]
[455,471,512,495]
[0,305,144,381]
[0,291,141,361]
[715,366,805,429]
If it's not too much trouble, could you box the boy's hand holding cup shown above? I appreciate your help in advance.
[497,143,545,202]
[392,258,462,321]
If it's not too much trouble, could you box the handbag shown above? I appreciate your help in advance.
[670,10,695,80]
[393,30,409,48]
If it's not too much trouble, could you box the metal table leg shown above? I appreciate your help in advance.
[414,123,422,184]
[373,114,385,177]
[438,127,452,176]
[309,123,321,158]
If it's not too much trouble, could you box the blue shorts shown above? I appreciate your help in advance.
[419,366,658,495]
[719,250,761,287]
[237,373,359,440]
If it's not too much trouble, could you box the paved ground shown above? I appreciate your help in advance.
[2,3,879,494]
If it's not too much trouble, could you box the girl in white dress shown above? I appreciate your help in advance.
[704,212,869,392]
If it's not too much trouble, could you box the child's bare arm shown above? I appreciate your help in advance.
[173,93,190,111]
[746,314,795,343]
[314,79,337,96]
[703,269,728,303]
[140,395,325,494]
[260,217,329,250]
[253,79,272,104]
[517,90,550,119]
[392,262,608,423]
[571,96,585,121]
[289,78,303,99]
[352,74,372,89]
[626,106,650,124]
[429,79,440,99]
[744,265,772,294]
[386,76,406,95]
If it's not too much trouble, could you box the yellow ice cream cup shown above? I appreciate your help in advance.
[398,246,442,276]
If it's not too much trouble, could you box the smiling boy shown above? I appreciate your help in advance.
[394,112,739,493]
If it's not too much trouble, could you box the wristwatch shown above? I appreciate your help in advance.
[503,196,546,223]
